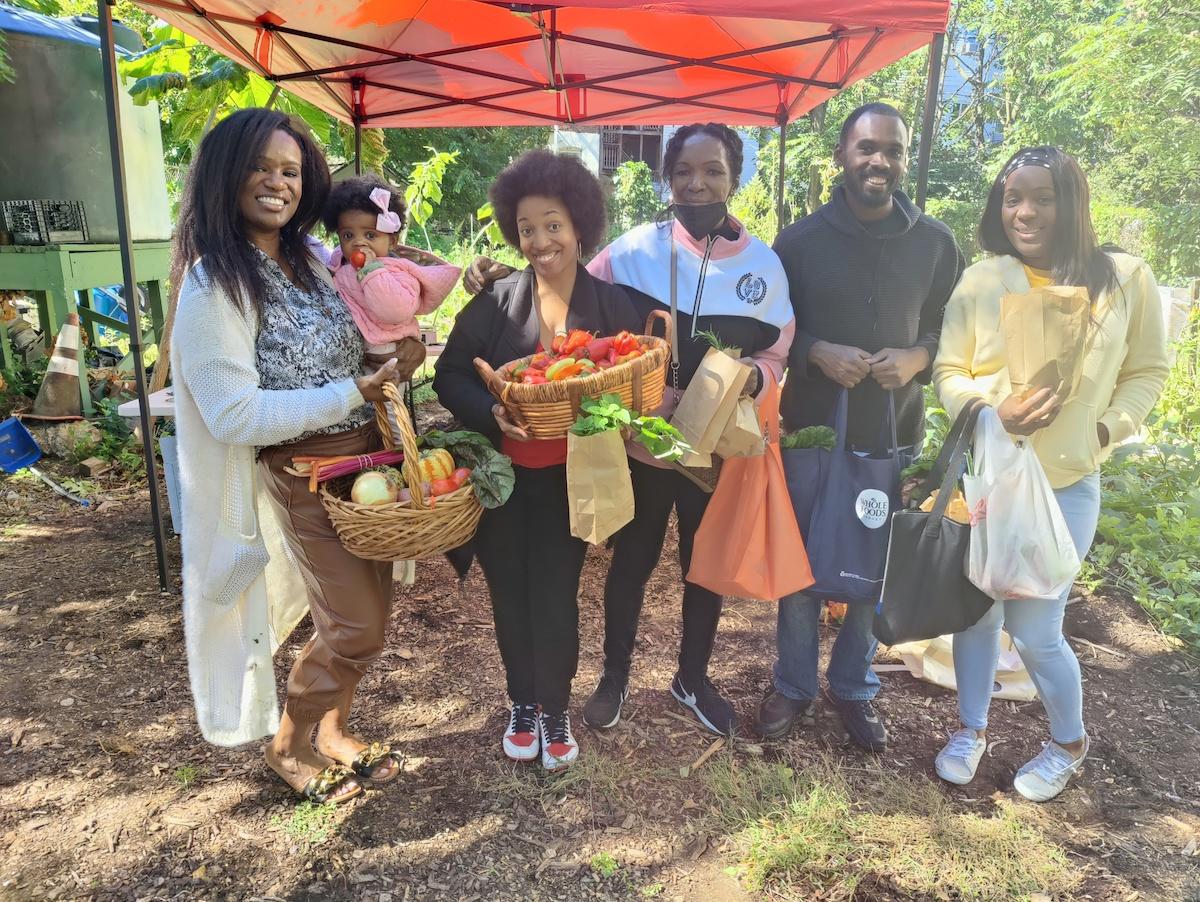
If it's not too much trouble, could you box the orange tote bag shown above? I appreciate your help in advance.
[687,373,815,601]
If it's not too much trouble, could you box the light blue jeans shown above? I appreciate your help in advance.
[952,472,1101,744]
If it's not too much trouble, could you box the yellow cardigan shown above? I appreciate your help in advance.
[933,252,1169,488]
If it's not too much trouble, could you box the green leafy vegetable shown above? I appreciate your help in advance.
[570,394,693,462]
[419,429,514,508]
[780,425,837,450]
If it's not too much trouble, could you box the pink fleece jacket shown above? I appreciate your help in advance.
[329,248,462,345]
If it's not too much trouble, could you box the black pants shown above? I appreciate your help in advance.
[475,464,587,715]
[602,457,722,685]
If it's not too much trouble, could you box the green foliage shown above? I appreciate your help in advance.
[173,764,202,788]
[589,851,619,879]
[728,177,778,243]
[780,426,836,451]
[571,394,692,462]
[271,801,338,844]
[924,197,983,263]
[609,161,660,238]
[1082,308,1200,649]
[384,127,551,237]
[404,149,460,249]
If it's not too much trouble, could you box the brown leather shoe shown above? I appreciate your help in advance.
[754,690,813,739]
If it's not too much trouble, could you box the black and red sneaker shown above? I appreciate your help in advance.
[502,703,540,762]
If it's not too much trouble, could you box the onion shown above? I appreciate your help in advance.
[351,471,398,505]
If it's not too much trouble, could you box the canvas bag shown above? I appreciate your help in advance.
[566,429,636,545]
[1000,286,1090,399]
[798,389,902,605]
[963,406,1080,599]
[873,400,995,646]
[687,373,814,601]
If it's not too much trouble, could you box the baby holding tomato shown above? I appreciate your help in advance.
[323,175,461,381]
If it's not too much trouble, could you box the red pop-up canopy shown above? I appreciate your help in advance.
[95,0,949,589]
[130,0,949,127]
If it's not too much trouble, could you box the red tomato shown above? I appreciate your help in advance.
[350,250,367,269]
[452,467,472,487]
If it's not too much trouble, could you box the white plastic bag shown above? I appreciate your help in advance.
[963,407,1080,600]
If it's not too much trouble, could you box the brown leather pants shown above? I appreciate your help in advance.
[258,422,393,722]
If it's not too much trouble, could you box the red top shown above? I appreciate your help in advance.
[499,342,567,468]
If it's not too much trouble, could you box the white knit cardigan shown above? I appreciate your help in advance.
[172,256,365,747]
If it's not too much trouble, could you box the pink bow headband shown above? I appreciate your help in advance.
[369,187,403,234]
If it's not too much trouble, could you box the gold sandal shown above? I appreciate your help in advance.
[300,764,363,804]
[349,741,404,785]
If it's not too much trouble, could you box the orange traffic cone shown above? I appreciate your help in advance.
[28,313,83,421]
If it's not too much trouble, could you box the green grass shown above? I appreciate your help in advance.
[705,753,1077,900]
[271,801,339,845]
[173,764,202,788]
[590,851,619,879]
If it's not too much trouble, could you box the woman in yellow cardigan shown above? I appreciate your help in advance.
[932,146,1168,801]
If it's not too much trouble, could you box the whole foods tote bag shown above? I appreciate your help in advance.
[687,374,814,601]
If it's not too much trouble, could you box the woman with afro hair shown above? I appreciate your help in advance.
[466,124,794,738]
[434,150,641,771]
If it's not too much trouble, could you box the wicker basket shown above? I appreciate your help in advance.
[473,311,671,440]
[320,381,483,561]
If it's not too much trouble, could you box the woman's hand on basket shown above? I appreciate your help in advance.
[464,256,516,295]
[355,359,400,403]
[492,403,530,442]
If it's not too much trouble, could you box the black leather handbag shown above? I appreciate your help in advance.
[873,399,995,645]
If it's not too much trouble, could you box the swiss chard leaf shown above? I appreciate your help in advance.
[468,453,515,509]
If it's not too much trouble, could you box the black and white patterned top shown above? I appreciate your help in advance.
[253,250,373,443]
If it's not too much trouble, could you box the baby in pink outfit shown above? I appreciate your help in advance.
[323,175,461,379]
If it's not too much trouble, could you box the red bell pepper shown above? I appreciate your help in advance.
[583,337,612,361]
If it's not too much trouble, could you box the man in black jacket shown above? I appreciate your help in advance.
[756,103,965,751]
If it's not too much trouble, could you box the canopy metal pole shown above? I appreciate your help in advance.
[775,118,787,237]
[352,76,364,174]
[97,0,171,592]
[914,32,945,211]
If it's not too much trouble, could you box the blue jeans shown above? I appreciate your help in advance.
[952,472,1101,744]
[773,446,913,703]
[774,593,880,701]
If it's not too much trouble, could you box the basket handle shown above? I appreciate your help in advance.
[376,381,429,510]
[644,309,672,343]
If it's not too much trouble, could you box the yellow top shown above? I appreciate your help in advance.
[933,253,1169,488]
[1022,264,1053,289]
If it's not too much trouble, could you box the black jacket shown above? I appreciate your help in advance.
[433,264,642,445]
[773,187,964,448]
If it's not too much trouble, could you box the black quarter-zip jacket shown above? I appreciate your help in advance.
[773,186,964,448]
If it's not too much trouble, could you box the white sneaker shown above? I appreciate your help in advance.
[502,703,540,762]
[935,728,986,785]
[1014,736,1089,802]
[538,710,579,771]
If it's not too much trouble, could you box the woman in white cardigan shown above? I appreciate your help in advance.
[171,109,400,804]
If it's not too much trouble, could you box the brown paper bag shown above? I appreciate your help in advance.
[714,395,765,458]
[566,430,635,545]
[671,347,751,464]
[1001,287,1090,400]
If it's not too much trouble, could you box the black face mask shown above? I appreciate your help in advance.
[671,201,728,241]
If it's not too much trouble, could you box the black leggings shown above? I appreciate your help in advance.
[474,464,587,715]
[602,458,722,685]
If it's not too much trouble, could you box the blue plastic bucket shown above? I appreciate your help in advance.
[0,417,43,473]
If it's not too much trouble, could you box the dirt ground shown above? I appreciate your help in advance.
[2,436,1199,901]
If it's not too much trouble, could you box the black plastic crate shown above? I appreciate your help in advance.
[0,199,89,245]
[1,200,42,244]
